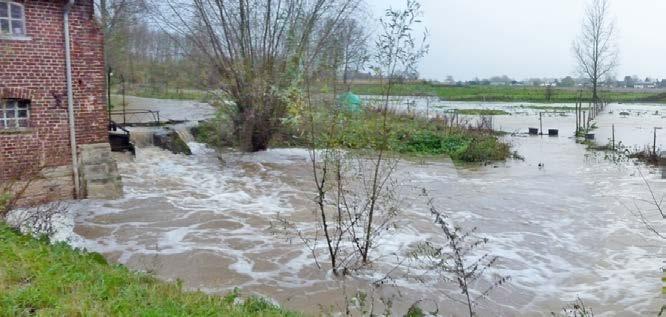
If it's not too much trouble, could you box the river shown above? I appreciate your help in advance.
[57,98,665,316]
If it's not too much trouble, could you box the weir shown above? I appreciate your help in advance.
[110,122,196,156]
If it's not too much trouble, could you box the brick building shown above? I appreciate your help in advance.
[1,0,121,203]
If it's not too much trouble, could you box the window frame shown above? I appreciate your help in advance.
[0,99,31,131]
[0,1,27,37]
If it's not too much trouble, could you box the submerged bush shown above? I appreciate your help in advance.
[390,125,509,162]
[454,136,511,162]
[197,102,512,163]
[192,110,236,148]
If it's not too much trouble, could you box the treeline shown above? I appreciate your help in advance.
[99,0,380,99]
[99,0,219,95]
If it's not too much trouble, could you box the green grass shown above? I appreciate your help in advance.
[0,224,299,317]
[271,108,512,163]
[350,83,666,103]
[514,105,577,111]
[111,83,666,105]
[453,109,510,115]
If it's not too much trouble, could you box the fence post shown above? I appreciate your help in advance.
[583,111,587,131]
[121,75,126,126]
[612,124,615,151]
[655,127,658,156]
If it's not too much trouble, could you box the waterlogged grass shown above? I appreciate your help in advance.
[454,109,510,115]
[351,83,666,103]
[391,128,511,162]
[112,83,666,105]
[513,105,577,111]
[272,109,512,162]
[0,224,299,316]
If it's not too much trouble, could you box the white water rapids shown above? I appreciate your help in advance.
[48,101,666,316]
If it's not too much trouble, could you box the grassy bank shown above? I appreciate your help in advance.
[351,83,666,103]
[0,224,298,316]
[197,108,512,162]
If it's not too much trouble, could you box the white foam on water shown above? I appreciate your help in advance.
[46,133,666,316]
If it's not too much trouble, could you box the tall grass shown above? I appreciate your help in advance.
[0,224,299,316]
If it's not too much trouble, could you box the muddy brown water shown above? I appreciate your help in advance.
[58,100,666,316]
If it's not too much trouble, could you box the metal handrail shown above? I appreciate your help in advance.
[109,109,161,126]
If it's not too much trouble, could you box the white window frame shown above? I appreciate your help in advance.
[0,1,27,38]
[0,99,30,130]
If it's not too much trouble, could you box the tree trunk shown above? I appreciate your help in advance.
[238,107,272,152]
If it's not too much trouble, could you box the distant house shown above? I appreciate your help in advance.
[632,81,657,89]
[1,0,121,204]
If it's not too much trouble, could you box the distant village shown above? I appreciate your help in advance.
[346,70,666,90]
[437,75,666,89]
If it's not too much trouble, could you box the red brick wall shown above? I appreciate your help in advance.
[0,0,107,186]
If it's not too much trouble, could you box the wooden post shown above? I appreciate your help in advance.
[539,112,543,135]
[576,101,578,135]
[654,127,658,156]
[583,111,587,130]
[121,75,126,126]
[612,124,615,151]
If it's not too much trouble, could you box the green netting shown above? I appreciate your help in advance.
[338,91,362,112]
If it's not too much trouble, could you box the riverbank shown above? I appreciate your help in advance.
[351,83,666,103]
[0,224,298,316]
[195,108,513,162]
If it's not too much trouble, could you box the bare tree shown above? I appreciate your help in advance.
[361,0,427,263]
[96,0,145,36]
[1,170,68,238]
[151,0,362,152]
[573,0,618,102]
[96,0,146,73]
[271,0,428,275]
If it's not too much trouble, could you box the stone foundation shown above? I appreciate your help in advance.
[11,166,75,206]
[78,143,123,199]
[2,143,123,206]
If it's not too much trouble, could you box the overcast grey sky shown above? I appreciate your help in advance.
[367,0,666,81]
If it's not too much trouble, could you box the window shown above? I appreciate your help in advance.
[0,99,30,129]
[0,1,25,36]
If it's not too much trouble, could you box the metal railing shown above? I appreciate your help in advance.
[109,109,161,126]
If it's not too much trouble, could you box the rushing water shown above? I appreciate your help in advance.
[57,100,666,316]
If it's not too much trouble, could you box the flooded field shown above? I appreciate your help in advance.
[375,97,666,150]
[59,100,666,316]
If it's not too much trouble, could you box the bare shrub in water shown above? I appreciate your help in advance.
[302,0,427,274]
[7,202,69,238]
[623,168,665,240]
[0,170,38,219]
[412,195,510,317]
[1,169,68,238]
[552,297,594,317]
